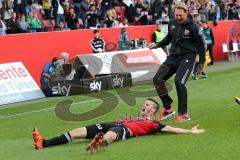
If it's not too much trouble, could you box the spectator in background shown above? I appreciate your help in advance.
[0,14,7,35]
[208,5,216,21]
[228,4,239,20]
[122,0,135,23]
[100,0,113,19]
[2,0,14,22]
[198,4,208,21]
[221,4,229,20]
[119,18,129,27]
[42,0,52,20]
[119,27,130,50]
[160,7,170,24]
[134,7,148,25]
[74,0,82,18]
[29,13,43,32]
[152,23,167,52]
[0,0,3,17]
[90,29,105,53]
[80,0,90,20]
[24,0,34,15]
[152,0,166,24]
[152,23,164,44]
[52,0,65,28]
[26,11,33,24]
[188,1,199,16]
[65,7,79,30]
[202,21,214,65]
[85,4,101,29]
[214,5,222,21]
[194,14,202,26]
[18,14,30,33]
[104,9,119,28]
[55,21,68,31]
[40,57,59,97]
[6,11,21,34]
[13,0,24,19]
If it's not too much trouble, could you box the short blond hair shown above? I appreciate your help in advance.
[174,2,188,12]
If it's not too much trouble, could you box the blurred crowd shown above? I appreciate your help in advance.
[0,0,240,35]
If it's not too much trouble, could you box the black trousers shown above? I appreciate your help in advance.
[153,53,196,114]
[207,45,214,65]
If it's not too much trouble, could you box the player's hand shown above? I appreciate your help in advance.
[190,124,206,134]
[148,43,157,49]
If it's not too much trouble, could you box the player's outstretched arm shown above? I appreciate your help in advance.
[161,124,206,134]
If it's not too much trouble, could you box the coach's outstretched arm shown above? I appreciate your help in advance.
[161,124,206,134]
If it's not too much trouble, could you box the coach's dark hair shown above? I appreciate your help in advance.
[147,98,159,111]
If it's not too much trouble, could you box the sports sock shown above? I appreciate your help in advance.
[43,132,72,147]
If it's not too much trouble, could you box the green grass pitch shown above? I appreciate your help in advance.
[0,62,240,160]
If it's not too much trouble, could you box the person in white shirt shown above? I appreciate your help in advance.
[52,0,65,28]
[119,18,129,28]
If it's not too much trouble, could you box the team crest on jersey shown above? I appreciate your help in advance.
[184,30,190,36]
[171,25,175,29]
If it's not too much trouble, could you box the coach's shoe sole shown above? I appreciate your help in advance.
[157,109,176,121]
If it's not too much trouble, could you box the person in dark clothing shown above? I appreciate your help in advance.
[149,3,206,122]
[40,57,59,97]
[90,29,105,53]
[202,21,214,65]
[65,7,78,30]
[33,98,205,151]
[6,11,21,34]
[85,4,100,28]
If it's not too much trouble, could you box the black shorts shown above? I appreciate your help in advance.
[85,122,130,141]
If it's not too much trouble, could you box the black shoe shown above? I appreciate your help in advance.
[192,74,198,80]
[235,97,240,105]
[202,74,208,79]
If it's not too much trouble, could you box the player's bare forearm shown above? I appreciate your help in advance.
[161,125,206,134]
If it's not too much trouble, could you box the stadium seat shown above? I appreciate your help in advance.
[42,20,54,31]
[222,43,239,61]
[232,43,239,61]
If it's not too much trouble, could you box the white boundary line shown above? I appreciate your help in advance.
[0,71,239,120]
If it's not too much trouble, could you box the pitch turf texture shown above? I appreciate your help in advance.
[1,62,240,160]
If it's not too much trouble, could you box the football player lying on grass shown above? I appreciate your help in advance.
[33,98,205,152]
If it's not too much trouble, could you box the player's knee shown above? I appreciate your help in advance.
[104,131,117,142]
[69,127,87,139]
[153,75,158,85]
[153,76,165,87]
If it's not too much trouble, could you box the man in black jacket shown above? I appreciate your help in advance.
[150,3,206,122]
[65,7,78,30]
